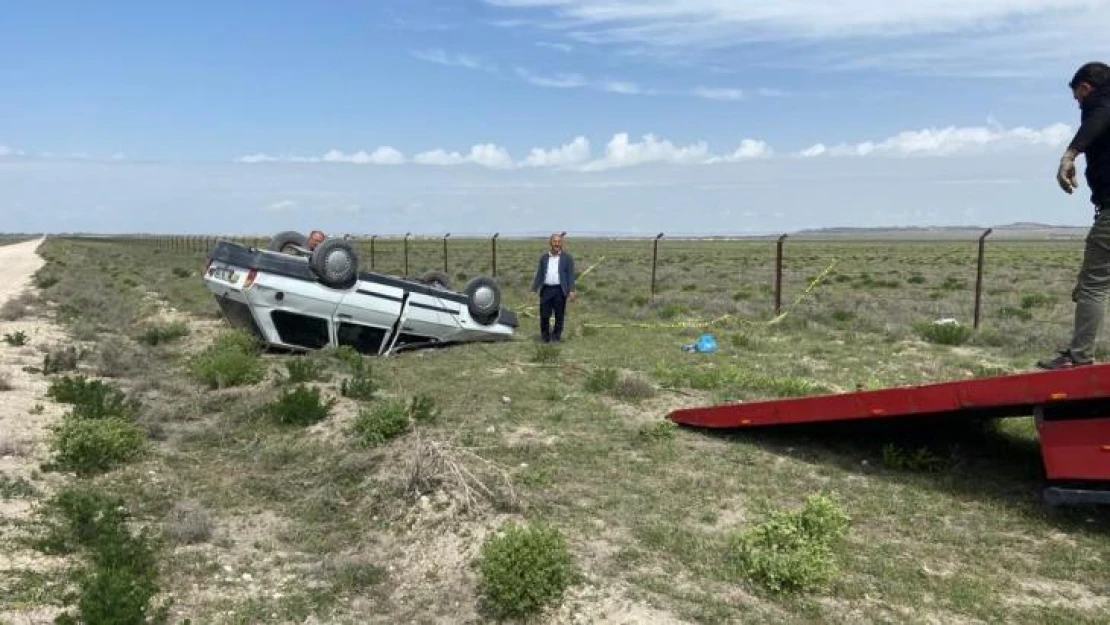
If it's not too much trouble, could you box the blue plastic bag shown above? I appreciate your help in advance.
[694,333,718,353]
[683,333,718,353]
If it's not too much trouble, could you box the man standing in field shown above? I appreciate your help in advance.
[1038,62,1110,369]
[531,232,576,342]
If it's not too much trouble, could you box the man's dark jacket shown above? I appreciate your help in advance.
[1072,84,1110,208]
[531,251,576,297]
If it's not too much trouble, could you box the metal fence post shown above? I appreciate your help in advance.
[651,232,664,299]
[974,228,992,329]
[443,233,450,274]
[404,232,411,277]
[775,234,788,316]
[491,233,499,277]
[370,235,377,270]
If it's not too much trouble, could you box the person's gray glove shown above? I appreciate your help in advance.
[1058,154,1078,194]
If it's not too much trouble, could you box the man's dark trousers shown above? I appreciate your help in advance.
[539,285,566,342]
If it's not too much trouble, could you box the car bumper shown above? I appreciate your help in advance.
[498,307,519,328]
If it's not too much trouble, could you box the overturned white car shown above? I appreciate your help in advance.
[202,231,518,355]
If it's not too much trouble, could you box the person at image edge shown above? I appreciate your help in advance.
[1038,61,1110,369]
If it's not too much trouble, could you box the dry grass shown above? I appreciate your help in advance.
[5,235,1109,625]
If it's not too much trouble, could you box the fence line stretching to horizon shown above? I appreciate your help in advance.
[55,230,1088,335]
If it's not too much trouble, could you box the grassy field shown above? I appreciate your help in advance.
[3,234,1109,624]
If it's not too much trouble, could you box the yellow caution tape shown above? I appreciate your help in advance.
[514,258,838,331]
[579,259,839,331]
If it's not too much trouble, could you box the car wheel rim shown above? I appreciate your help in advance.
[325,251,352,279]
[473,285,496,311]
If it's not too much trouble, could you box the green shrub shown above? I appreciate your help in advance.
[135,321,189,346]
[612,373,657,402]
[915,320,972,346]
[47,375,141,421]
[584,367,618,393]
[212,329,261,355]
[49,418,147,477]
[408,393,437,424]
[477,522,575,619]
[188,330,265,389]
[43,345,79,374]
[32,489,167,625]
[352,400,410,447]
[1020,292,1055,310]
[283,357,326,384]
[340,361,376,401]
[881,444,950,472]
[0,475,37,499]
[265,385,336,427]
[637,420,677,442]
[532,344,560,364]
[33,271,60,289]
[997,306,1033,321]
[726,494,851,593]
[4,330,28,346]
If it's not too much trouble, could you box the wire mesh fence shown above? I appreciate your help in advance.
[58,232,1086,335]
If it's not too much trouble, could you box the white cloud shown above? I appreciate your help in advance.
[484,0,1110,76]
[1,149,1089,235]
[231,121,1071,172]
[487,0,1102,40]
[521,136,591,168]
[0,146,12,157]
[536,41,574,53]
[603,81,648,95]
[237,153,280,164]
[799,143,827,158]
[515,67,588,88]
[411,49,497,73]
[709,139,772,162]
[323,147,405,165]
[265,199,297,212]
[515,68,764,102]
[414,144,515,169]
[416,45,775,101]
[579,133,710,171]
[813,122,1072,157]
[693,87,745,101]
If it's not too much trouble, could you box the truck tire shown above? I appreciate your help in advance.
[419,270,453,291]
[310,238,359,288]
[267,231,308,254]
[464,276,500,325]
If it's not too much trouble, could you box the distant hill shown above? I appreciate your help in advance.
[786,222,1089,240]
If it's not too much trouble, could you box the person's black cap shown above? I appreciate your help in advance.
[1070,62,1110,89]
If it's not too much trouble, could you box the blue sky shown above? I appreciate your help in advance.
[1,0,1108,235]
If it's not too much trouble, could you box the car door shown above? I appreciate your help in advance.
[250,272,344,351]
[333,281,406,355]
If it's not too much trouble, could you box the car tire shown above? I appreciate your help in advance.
[419,270,453,291]
[464,276,501,325]
[310,238,359,288]
[267,230,308,254]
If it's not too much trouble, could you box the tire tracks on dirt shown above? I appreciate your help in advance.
[0,237,74,624]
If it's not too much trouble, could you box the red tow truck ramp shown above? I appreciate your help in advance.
[667,363,1110,506]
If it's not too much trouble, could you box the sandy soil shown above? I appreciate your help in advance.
[0,237,73,624]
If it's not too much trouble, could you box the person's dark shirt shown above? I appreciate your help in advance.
[1070,84,1110,207]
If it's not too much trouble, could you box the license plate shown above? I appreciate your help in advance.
[208,262,245,285]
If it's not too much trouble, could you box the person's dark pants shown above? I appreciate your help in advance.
[1069,208,1110,362]
[539,285,567,342]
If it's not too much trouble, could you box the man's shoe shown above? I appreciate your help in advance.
[1036,350,1094,370]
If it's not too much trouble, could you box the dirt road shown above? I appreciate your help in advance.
[0,236,71,624]
[0,238,47,303]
